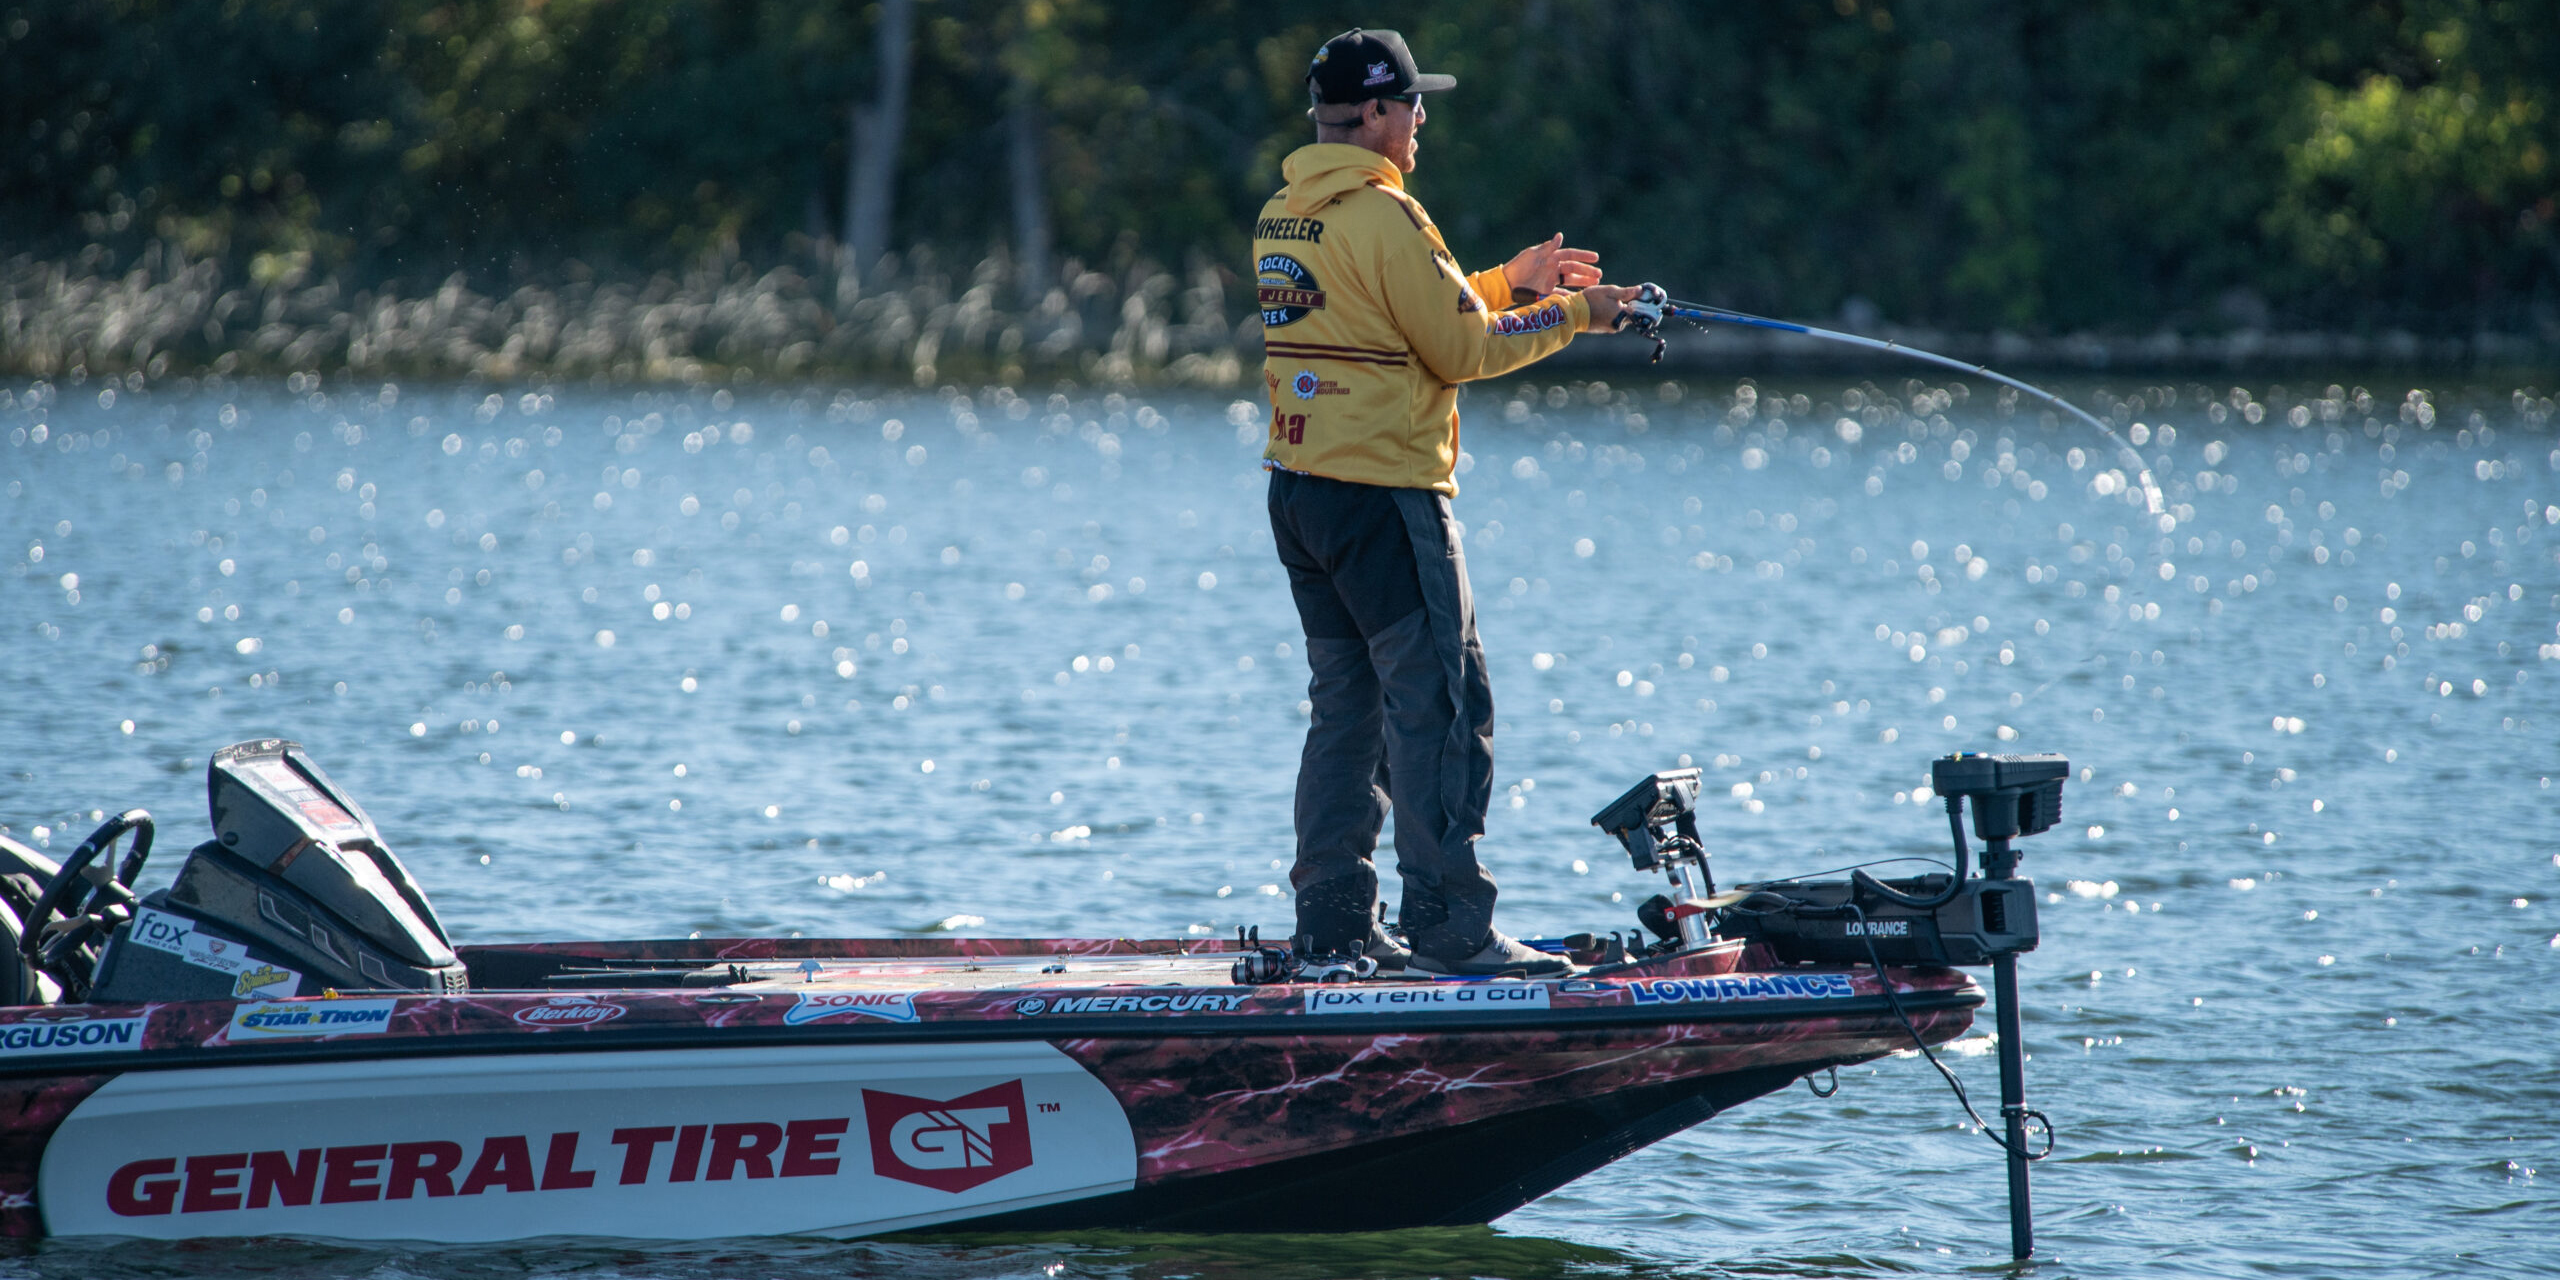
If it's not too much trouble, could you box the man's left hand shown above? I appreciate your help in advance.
[1503,233,1601,302]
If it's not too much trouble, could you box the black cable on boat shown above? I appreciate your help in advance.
[1840,901,2055,1164]
[1725,885,2053,1162]
[1849,799,1975,912]
[1775,855,1956,882]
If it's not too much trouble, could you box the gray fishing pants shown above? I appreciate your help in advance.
[1267,468,1498,958]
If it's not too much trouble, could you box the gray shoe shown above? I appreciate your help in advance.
[1408,930,1571,977]
[1363,923,1413,973]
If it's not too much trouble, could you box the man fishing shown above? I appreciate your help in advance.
[1255,27,1647,977]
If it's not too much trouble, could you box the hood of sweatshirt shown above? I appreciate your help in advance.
[1279,144,1406,217]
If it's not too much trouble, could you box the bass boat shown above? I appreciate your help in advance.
[0,739,2063,1243]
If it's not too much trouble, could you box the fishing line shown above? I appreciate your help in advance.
[1621,288,2190,719]
[1651,296,2170,522]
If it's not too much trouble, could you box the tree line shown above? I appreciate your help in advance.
[4,0,2554,338]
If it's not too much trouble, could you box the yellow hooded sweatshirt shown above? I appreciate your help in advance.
[1255,144,1590,496]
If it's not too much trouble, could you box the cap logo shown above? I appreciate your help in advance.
[1364,61,1394,86]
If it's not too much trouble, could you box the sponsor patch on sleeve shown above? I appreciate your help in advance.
[1490,300,1568,337]
[1438,254,1484,314]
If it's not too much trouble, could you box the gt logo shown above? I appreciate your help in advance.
[862,1081,1032,1192]
[892,1108,1004,1168]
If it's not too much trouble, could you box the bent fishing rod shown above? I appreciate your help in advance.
[1613,285,2168,523]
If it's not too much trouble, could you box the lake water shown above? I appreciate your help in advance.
[2,371,2555,1277]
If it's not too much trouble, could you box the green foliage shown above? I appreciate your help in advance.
[3,0,2551,332]
[2262,1,2558,324]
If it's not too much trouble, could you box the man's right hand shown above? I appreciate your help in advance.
[1579,284,1639,333]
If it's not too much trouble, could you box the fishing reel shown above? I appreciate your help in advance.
[1230,937,1376,986]
[1612,282,1669,363]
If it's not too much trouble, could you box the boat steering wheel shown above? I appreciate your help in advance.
[20,810,154,1001]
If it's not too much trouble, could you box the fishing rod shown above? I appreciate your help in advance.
[1615,286,2169,524]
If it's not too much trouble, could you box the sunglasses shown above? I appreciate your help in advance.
[1314,93,1423,126]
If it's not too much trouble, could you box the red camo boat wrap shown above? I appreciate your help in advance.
[1062,1011,1964,1186]
[0,937,1980,1241]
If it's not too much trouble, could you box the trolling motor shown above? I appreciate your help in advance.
[1710,751,2063,1262]
[1932,752,2060,1263]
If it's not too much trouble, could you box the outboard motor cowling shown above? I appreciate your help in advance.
[89,740,468,1000]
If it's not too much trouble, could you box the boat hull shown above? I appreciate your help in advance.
[954,1056,1821,1233]
[0,938,1978,1241]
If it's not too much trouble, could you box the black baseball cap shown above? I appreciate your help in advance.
[1306,28,1455,118]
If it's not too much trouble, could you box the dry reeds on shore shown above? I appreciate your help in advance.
[1,241,1254,387]
[9,242,2553,388]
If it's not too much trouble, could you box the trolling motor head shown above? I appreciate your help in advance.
[1704,751,2063,968]
[1930,752,2067,875]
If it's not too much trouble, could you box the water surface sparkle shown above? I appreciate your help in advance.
[2,374,2555,1277]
